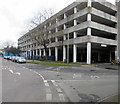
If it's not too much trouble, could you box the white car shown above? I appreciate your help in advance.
[12,56,19,62]
[16,57,26,63]
[4,56,8,59]
[11,56,17,62]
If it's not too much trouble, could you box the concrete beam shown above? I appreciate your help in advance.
[89,21,117,34]
[49,8,88,30]
[90,36,117,46]
[91,8,117,23]
[93,0,117,11]
[48,35,117,48]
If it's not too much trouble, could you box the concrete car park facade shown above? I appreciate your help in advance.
[18,0,118,64]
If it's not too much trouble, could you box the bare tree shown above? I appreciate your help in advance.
[29,8,55,60]
[6,46,21,55]
[1,40,15,48]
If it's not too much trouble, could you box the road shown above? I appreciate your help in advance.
[1,58,118,103]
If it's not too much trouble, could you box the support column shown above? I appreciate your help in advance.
[87,42,91,64]
[43,49,46,56]
[73,45,77,63]
[63,46,66,62]
[87,6,92,64]
[55,47,58,61]
[74,7,77,14]
[88,0,92,7]
[39,49,42,56]
[30,50,32,59]
[26,51,27,58]
[98,52,100,62]
[73,32,77,63]
[33,50,34,59]
[64,13,67,19]
[49,48,51,56]
[109,51,112,62]
[36,50,38,56]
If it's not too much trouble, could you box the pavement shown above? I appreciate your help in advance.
[1,58,119,103]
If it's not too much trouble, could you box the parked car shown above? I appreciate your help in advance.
[115,59,120,65]
[4,56,8,59]
[13,56,20,62]
[16,57,26,63]
[11,56,17,62]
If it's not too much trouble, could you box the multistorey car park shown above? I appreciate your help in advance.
[18,0,118,64]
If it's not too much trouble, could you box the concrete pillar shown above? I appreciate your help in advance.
[87,28,91,35]
[64,13,67,19]
[64,24,66,29]
[39,49,42,56]
[56,18,58,23]
[33,50,34,59]
[49,22,51,26]
[87,3,92,64]
[63,46,66,62]
[56,27,58,32]
[74,7,77,13]
[63,13,67,31]
[55,37,58,42]
[73,44,77,63]
[36,50,38,56]
[49,48,51,56]
[30,50,32,58]
[74,20,77,26]
[87,14,91,21]
[63,32,66,62]
[98,52,100,62]
[30,50,32,57]
[88,0,92,7]
[74,32,77,38]
[109,51,112,62]
[73,32,77,63]
[115,47,118,60]
[55,47,58,61]
[63,35,66,40]
[87,42,91,64]
[81,54,83,61]
[26,51,27,58]
[43,49,46,56]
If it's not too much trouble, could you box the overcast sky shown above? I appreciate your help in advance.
[0,0,115,48]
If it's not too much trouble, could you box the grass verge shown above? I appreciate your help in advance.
[28,61,87,66]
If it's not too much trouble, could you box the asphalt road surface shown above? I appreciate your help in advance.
[1,58,118,103]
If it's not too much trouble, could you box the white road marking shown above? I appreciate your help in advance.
[53,68,60,71]
[31,70,45,80]
[59,94,65,101]
[91,75,100,79]
[9,70,21,75]
[73,74,82,78]
[44,80,48,83]
[51,80,58,87]
[51,80,55,83]
[9,70,14,74]
[45,82,49,87]
[51,80,65,101]
[46,94,52,101]
[16,72,21,75]
[45,67,53,70]
[56,88,62,93]
[25,68,53,101]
